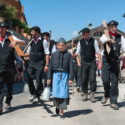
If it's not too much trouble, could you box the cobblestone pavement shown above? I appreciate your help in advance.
[0,77,125,125]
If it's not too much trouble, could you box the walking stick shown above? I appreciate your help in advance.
[23,39,33,53]
[103,20,111,54]
[8,35,25,63]
[49,30,51,40]
[72,37,74,96]
[7,31,27,63]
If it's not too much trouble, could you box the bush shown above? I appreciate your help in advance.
[24,25,31,35]
[0,4,31,35]
[12,19,26,29]
[0,4,17,20]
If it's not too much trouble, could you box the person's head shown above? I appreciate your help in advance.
[57,38,66,52]
[43,32,50,41]
[108,20,118,33]
[79,28,90,41]
[74,39,78,47]
[30,26,41,38]
[50,40,56,44]
[0,22,8,38]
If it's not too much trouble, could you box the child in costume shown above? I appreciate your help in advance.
[47,37,74,119]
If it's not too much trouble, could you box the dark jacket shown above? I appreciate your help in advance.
[104,34,121,59]
[47,50,74,80]
[80,37,95,62]
[0,38,15,73]
[30,37,45,62]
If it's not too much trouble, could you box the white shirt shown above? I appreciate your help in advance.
[26,36,50,55]
[100,34,125,52]
[0,35,25,47]
[76,37,100,55]
[51,44,57,54]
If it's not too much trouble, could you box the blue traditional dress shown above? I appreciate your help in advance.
[52,72,69,98]
[47,47,74,110]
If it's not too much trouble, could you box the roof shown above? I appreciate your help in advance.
[67,24,125,44]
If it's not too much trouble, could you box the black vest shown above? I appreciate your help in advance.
[73,48,77,63]
[30,37,45,62]
[104,34,121,59]
[49,41,55,55]
[0,38,15,65]
[80,37,95,62]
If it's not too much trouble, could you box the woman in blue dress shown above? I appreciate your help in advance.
[47,38,74,119]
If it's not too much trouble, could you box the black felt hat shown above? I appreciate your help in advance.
[0,22,8,28]
[43,32,50,37]
[74,39,79,43]
[79,27,90,33]
[108,20,119,26]
[31,26,41,33]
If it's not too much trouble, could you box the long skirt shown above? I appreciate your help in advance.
[52,71,69,110]
[53,98,70,110]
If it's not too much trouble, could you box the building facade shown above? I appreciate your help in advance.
[0,0,30,39]
[0,0,27,24]
[66,24,125,52]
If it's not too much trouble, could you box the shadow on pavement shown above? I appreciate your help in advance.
[64,109,93,118]
[95,96,102,101]
[95,91,104,94]
[118,101,125,108]
[2,103,42,115]
[102,104,110,107]
[41,101,54,114]
[102,101,125,109]
[2,100,54,115]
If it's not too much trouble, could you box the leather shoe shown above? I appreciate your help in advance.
[101,97,109,104]
[110,104,119,110]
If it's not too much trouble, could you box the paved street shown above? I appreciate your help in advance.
[0,77,125,125]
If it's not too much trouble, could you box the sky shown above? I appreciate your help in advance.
[20,0,125,41]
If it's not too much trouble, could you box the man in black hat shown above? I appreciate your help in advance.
[100,20,125,110]
[25,26,50,104]
[0,22,26,114]
[42,32,57,88]
[71,39,82,92]
[43,32,57,55]
[73,27,102,103]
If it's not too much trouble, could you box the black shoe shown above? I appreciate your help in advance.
[5,104,12,111]
[110,104,119,110]
[60,114,65,119]
[0,108,3,115]
[55,107,60,114]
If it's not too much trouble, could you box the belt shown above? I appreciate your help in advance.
[82,59,95,63]
[105,56,118,61]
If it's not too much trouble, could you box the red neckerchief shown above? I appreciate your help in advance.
[0,36,5,42]
[109,32,117,37]
[35,38,39,43]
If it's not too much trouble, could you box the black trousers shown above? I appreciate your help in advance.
[27,61,44,98]
[102,56,120,104]
[73,62,82,87]
[81,60,96,93]
[0,68,15,107]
